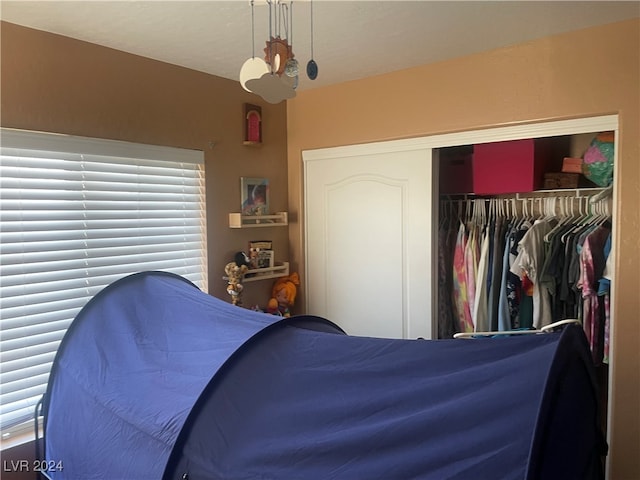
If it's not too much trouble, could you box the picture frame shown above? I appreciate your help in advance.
[241,177,269,215]
[256,249,274,269]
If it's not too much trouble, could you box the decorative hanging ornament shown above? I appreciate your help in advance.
[306,59,318,80]
[264,37,294,76]
[240,57,270,92]
[284,58,299,77]
[239,0,269,92]
[306,0,318,80]
[283,1,299,80]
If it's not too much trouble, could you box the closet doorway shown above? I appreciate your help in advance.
[304,115,618,338]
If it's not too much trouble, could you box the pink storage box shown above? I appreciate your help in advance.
[473,138,557,194]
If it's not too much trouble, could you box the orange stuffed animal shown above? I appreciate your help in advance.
[266,273,300,317]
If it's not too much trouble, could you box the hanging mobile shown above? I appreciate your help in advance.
[306,0,318,80]
[284,2,299,81]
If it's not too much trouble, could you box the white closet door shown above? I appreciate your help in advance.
[304,143,435,339]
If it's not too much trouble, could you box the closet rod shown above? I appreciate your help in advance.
[441,187,608,201]
[589,185,613,203]
[453,319,581,339]
[514,187,608,199]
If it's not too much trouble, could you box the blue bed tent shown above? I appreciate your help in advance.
[41,271,606,479]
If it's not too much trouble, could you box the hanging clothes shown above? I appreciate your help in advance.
[473,226,491,332]
[599,235,613,364]
[464,224,480,329]
[487,217,506,331]
[437,223,458,338]
[497,225,515,331]
[541,220,576,320]
[577,224,611,364]
[510,219,556,329]
[506,223,530,329]
[452,221,474,333]
[437,192,612,358]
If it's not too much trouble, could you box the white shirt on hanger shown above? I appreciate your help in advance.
[510,219,556,329]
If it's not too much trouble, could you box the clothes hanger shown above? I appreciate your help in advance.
[453,318,581,338]
[527,198,537,224]
[591,198,611,228]
[535,197,546,221]
[465,197,472,226]
[499,198,506,220]
[438,197,449,230]
[564,195,598,242]
[561,198,580,243]
[544,197,558,222]
[544,196,570,242]
[516,198,534,230]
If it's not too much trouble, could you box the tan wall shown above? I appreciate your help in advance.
[287,18,640,479]
[0,21,289,308]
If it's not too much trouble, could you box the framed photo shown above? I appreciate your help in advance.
[256,249,274,269]
[241,177,269,215]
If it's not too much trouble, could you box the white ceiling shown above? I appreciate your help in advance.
[1,1,639,92]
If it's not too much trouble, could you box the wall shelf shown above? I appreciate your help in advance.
[229,211,288,228]
[243,262,289,282]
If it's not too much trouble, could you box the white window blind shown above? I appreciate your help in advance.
[0,128,207,435]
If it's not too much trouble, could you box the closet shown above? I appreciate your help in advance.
[436,134,613,339]
[303,115,618,477]
[435,132,614,449]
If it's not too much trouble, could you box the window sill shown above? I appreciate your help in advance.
[1,418,40,450]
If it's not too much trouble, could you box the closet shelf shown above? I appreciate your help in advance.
[243,262,289,282]
[229,212,288,228]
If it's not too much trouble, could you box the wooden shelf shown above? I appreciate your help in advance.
[229,211,288,228]
[243,262,289,282]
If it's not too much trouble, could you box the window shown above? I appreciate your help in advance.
[0,129,207,442]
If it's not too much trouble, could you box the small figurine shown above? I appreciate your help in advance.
[247,247,260,269]
[266,273,300,317]
[224,261,249,306]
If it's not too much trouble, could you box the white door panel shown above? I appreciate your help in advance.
[304,147,434,339]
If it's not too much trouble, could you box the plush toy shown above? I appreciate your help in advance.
[224,261,249,306]
[234,251,251,268]
[266,273,300,317]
